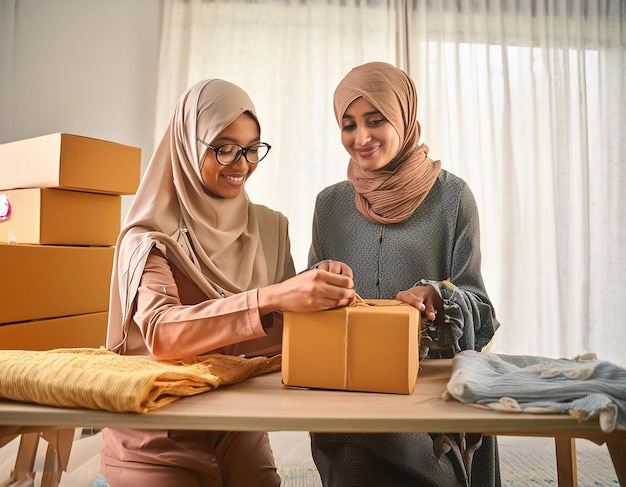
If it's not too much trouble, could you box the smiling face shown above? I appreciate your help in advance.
[340,97,401,171]
[200,112,260,198]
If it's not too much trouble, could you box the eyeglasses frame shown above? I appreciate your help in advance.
[197,137,271,166]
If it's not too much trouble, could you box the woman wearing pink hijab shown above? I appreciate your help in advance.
[100,79,355,486]
[308,62,501,486]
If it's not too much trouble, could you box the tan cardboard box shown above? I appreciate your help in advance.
[0,188,121,246]
[0,312,108,350]
[282,300,420,394]
[0,133,141,195]
[0,243,114,324]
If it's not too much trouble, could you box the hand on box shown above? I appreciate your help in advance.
[258,266,355,314]
[395,284,443,322]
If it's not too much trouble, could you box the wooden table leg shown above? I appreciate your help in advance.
[0,432,39,487]
[554,436,577,487]
[41,428,75,487]
[605,439,625,486]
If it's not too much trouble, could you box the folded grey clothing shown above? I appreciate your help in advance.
[445,350,626,433]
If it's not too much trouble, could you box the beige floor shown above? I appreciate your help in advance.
[269,433,620,487]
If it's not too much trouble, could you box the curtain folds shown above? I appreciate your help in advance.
[156,0,625,366]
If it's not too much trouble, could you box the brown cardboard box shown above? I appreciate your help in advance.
[0,312,108,350]
[0,243,114,324]
[0,133,141,195]
[0,188,121,246]
[282,300,420,394]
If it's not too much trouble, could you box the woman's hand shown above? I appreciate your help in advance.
[258,262,355,314]
[395,284,443,321]
[314,260,353,277]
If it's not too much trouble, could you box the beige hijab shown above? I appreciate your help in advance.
[334,62,441,224]
[107,79,283,352]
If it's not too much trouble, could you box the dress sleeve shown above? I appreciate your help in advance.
[133,250,268,361]
[419,183,500,356]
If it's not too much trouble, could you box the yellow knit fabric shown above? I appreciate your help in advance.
[0,348,281,413]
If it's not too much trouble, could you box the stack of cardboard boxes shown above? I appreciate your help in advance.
[0,133,141,350]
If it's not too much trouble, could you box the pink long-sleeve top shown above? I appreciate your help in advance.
[121,248,283,361]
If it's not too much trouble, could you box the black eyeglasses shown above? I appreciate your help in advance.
[197,137,271,166]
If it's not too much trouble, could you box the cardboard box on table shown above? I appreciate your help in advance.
[0,312,108,350]
[0,243,114,324]
[0,133,141,195]
[282,299,420,395]
[0,188,121,246]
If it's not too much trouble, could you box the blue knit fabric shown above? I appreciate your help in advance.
[446,350,626,432]
[88,475,108,487]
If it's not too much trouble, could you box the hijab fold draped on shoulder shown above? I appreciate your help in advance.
[334,61,441,224]
[107,79,288,353]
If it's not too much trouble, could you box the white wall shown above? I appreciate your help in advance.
[0,0,162,216]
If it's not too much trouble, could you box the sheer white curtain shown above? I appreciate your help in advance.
[407,1,625,364]
[157,0,625,366]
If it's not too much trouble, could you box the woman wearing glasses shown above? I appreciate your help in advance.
[101,79,355,486]
[308,62,501,486]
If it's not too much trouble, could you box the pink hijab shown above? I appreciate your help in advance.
[334,62,441,224]
[107,80,290,352]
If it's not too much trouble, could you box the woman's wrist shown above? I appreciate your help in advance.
[257,283,281,316]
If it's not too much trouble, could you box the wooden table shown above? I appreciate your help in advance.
[1,359,624,486]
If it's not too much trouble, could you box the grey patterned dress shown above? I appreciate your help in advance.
[308,169,501,487]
